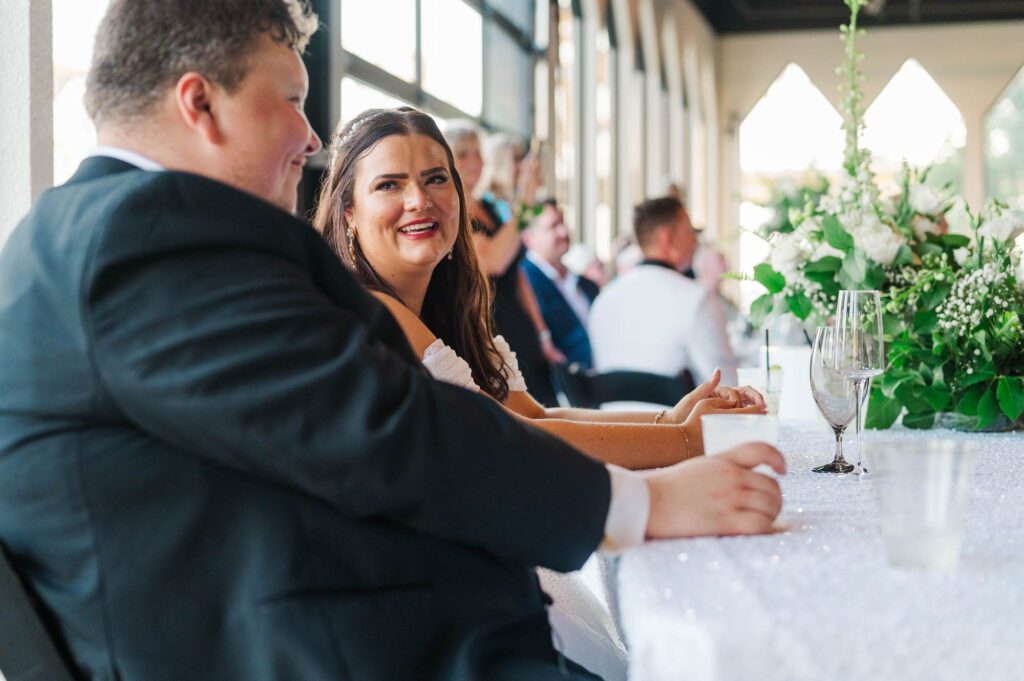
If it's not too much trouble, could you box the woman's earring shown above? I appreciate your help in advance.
[447,248,454,261]
[346,224,357,262]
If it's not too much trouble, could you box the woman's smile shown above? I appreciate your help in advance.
[397,218,440,240]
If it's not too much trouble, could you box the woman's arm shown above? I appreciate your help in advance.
[370,291,437,356]
[471,218,522,276]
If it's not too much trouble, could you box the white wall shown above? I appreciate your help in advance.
[0,0,53,246]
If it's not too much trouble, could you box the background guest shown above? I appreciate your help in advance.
[444,122,562,404]
[522,199,599,368]
[589,196,739,385]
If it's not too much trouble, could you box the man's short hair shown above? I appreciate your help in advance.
[634,196,684,247]
[85,0,318,125]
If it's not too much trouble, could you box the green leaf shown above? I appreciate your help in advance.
[941,234,970,249]
[913,308,938,335]
[752,263,786,294]
[786,292,814,320]
[918,243,943,258]
[921,383,951,412]
[804,256,843,274]
[996,376,1024,422]
[864,263,887,289]
[866,388,903,429]
[822,214,854,253]
[895,380,931,414]
[955,383,986,417]
[976,383,1001,430]
[749,294,776,328]
[893,244,914,266]
[919,282,951,310]
[839,250,867,289]
[902,411,936,429]
[960,360,996,388]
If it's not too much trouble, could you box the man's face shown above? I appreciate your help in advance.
[669,208,698,270]
[528,206,570,264]
[214,34,321,212]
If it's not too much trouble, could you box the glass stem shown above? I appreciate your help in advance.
[832,426,846,464]
[853,378,867,472]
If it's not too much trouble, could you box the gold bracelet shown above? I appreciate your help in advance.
[653,409,666,424]
[679,425,691,458]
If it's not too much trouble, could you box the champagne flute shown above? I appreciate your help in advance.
[833,290,885,473]
[809,326,859,473]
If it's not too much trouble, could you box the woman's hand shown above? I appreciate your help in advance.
[540,335,567,364]
[680,396,767,456]
[668,369,767,423]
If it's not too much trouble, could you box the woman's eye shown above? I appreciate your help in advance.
[375,181,396,191]
[426,175,448,185]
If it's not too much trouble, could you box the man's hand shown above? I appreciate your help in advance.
[644,443,785,539]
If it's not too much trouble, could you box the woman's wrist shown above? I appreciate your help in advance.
[538,328,552,343]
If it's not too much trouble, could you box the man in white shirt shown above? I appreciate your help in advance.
[589,197,739,386]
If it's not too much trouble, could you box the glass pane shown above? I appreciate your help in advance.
[342,0,416,82]
[535,0,550,49]
[554,3,578,234]
[985,67,1024,203]
[340,77,408,127]
[863,58,965,194]
[53,0,109,185]
[485,23,532,136]
[489,0,532,34]
[422,0,482,116]
[595,28,614,257]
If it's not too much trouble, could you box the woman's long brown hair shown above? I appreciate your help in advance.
[312,107,510,401]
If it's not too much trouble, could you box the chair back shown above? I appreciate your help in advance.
[0,543,76,681]
[550,364,695,409]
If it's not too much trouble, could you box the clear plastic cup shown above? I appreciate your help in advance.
[736,365,783,416]
[700,414,779,456]
[866,439,977,570]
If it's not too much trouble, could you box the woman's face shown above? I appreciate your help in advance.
[346,133,460,278]
[451,133,483,193]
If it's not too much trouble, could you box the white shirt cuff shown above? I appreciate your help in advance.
[600,464,650,553]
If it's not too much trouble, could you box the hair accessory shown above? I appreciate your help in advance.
[340,116,369,148]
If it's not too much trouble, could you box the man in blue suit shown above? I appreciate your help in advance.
[522,201,600,368]
[0,2,784,680]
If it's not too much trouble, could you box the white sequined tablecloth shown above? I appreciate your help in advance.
[617,422,1024,681]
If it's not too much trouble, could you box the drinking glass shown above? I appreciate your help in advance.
[809,326,859,473]
[866,439,977,570]
[833,290,885,473]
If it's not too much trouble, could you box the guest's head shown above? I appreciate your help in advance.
[523,200,571,270]
[84,0,322,212]
[314,107,508,400]
[442,121,484,195]
[477,133,523,201]
[633,197,698,271]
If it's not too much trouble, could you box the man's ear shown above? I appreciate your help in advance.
[175,72,222,144]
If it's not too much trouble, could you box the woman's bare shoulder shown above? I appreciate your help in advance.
[370,291,439,357]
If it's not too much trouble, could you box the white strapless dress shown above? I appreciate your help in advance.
[421,336,628,681]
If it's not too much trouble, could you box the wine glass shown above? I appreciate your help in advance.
[809,327,859,473]
[833,290,885,473]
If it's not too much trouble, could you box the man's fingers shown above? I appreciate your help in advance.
[738,473,783,515]
[724,510,776,536]
[719,442,786,475]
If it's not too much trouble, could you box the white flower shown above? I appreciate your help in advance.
[978,212,1024,243]
[909,184,943,216]
[847,211,904,266]
[953,247,970,266]
[770,234,804,280]
[1014,247,1024,289]
[878,194,898,216]
[818,195,841,215]
[945,198,973,237]
[911,216,938,241]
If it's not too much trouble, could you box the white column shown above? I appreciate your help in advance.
[0,0,53,246]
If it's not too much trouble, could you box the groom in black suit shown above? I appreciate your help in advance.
[0,2,784,680]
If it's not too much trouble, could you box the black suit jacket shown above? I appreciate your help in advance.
[0,158,609,681]
[521,257,598,368]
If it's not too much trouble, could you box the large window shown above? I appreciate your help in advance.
[337,0,538,137]
[53,0,109,185]
[862,59,965,193]
[594,24,615,259]
[554,0,580,233]
[985,65,1024,204]
[737,63,844,312]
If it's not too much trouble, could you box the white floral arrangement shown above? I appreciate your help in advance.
[749,0,1024,430]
